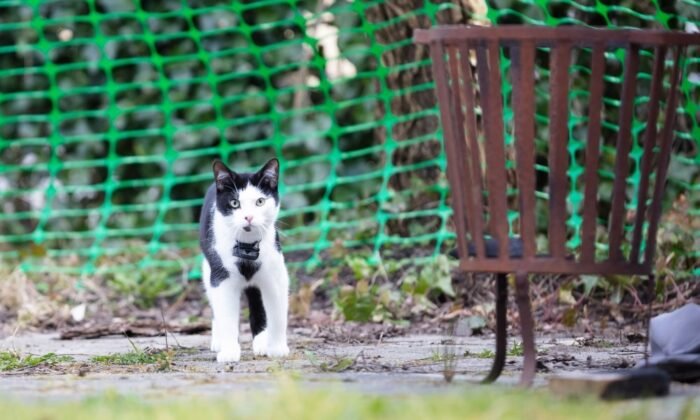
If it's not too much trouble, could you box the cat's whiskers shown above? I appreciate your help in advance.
[258,223,271,241]
[232,225,243,241]
[275,223,289,238]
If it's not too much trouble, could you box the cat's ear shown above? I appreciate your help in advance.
[256,158,279,189]
[212,160,235,191]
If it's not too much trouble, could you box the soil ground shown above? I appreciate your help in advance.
[2,326,699,401]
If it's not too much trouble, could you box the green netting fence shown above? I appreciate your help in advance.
[1,0,698,280]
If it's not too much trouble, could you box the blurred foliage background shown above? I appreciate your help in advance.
[0,0,697,287]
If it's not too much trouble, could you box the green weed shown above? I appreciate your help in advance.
[508,342,524,357]
[107,269,184,309]
[466,349,495,359]
[0,350,73,371]
[400,255,456,299]
[333,254,457,322]
[431,349,444,362]
[333,281,381,322]
[304,351,355,373]
[91,348,174,371]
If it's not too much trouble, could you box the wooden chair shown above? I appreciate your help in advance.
[415,26,700,386]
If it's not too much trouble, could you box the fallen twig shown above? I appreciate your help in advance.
[59,321,209,340]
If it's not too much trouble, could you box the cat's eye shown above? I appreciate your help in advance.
[230,199,240,209]
[256,197,266,207]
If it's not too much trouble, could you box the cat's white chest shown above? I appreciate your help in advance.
[211,208,280,284]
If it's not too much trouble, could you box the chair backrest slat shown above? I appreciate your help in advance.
[457,45,487,258]
[511,40,537,259]
[580,43,606,264]
[430,43,469,260]
[477,41,509,259]
[446,46,471,261]
[548,42,571,259]
[608,44,640,262]
[644,46,684,266]
[630,45,667,264]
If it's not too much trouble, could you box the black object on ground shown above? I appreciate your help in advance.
[549,367,670,400]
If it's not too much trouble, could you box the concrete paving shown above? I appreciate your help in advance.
[5,327,697,401]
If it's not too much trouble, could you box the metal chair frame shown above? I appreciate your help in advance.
[415,26,700,386]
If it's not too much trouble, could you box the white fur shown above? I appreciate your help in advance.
[202,184,290,363]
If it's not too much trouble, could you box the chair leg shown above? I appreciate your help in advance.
[644,274,656,366]
[481,273,508,384]
[515,272,536,387]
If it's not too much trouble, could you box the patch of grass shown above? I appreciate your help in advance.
[107,268,184,309]
[576,337,616,348]
[464,344,548,359]
[91,348,173,371]
[172,346,198,356]
[431,352,443,362]
[304,351,355,373]
[1,377,698,420]
[0,350,73,371]
[508,342,524,356]
[594,340,615,349]
[465,349,495,359]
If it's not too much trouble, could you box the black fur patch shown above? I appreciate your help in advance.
[199,184,229,288]
[214,172,249,216]
[236,259,260,281]
[245,287,267,336]
[208,255,229,287]
[250,166,279,204]
[275,231,281,252]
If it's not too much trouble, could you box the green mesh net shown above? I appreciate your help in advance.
[1,0,698,280]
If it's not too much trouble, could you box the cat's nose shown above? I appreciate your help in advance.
[244,215,253,224]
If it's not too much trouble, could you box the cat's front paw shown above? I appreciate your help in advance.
[252,330,269,356]
[265,341,290,358]
[216,345,241,363]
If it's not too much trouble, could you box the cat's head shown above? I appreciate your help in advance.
[211,158,280,239]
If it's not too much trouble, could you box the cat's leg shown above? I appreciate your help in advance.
[252,329,268,356]
[209,277,242,362]
[245,287,269,356]
[202,259,221,352]
[210,321,220,352]
[258,266,290,357]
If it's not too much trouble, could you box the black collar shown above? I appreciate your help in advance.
[233,241,260,261]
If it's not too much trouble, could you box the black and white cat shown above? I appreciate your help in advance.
[199,158,289,362]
